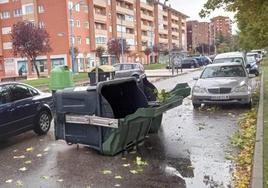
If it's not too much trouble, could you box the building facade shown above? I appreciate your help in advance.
[0,0,188,77]
[186,20,210,52]
[210,16,232,45]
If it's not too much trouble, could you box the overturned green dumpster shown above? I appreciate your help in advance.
[54,78,190,155]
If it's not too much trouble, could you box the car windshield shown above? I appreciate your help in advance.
[246,56,256,63]
[214,57,244,64]
[201,65,246,78]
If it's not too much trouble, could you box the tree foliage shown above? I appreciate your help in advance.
[195,43,215,54]
[95,46,105,58]
[11,21,51,77]
[200,0,268,49]
[107,38,129,62]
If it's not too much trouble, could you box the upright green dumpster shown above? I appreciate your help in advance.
[49,65,74,91]
[88,65,115,86]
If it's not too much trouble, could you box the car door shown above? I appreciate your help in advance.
[0,85,12,138]
[9,84,37,130]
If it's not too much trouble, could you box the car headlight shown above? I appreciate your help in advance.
[193,86,206,94]
[233,85,249,93]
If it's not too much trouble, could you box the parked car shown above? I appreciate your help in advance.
[246,55,260,76]
[213,52,247,67]
[113,63,145,79]
[247,52,261,63]
[0,82,53,140]
[192,62,252,109]
[181,58,200,68]
[191,56,212,66]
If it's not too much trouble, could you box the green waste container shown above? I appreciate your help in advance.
[88,65,115,86]
[49,65,74,91]
[54,78,190,155]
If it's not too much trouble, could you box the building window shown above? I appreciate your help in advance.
[0,11,10,19]
[95,36,107,44]
[126,39,134,46]
[14,9,22,17]
[2,27,11,35]
[76,20,80,27]
[70,36,75,45]
[117,25,126,33]
[75,3,80,12]
[38,5,44,13]
[125,14,134,22]
[77,36,82,45]
[83,5,89,13]
[68,1,73,9]
[86,37,90,45]
[70,19,74,27]
[24,4,34,14]
[3,42,12,50]
[84,21,89,29]
[38,21,45,28]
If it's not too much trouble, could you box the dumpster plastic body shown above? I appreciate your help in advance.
[54,78,190,155]
[49,65,74,91]
[88,65,115,86]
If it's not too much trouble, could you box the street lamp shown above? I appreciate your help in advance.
[69,0,84,73]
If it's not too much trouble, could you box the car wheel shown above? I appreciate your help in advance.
[34,110,51,135]
[192,103,201,109]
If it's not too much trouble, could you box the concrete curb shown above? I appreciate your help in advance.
[146,67,202,78]
[251,73,264,188]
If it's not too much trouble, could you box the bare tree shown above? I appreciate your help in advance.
[11,21,51,77]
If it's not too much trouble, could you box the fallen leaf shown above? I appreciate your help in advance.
[114,175,122,179]
[44,147,50,152]
[121,157,127,160]
[41,176,49,180]
[130,170,138,174]
[16,180,23,187]
[13,150,18,153]
[36,154,42,157]
[19,167,27,172]
[86,186,91,188]
[57,179,64,182]
[24,160,32,164]
[114,184,121,187]
[26,147,34,152]
[122,163,130,167]
[102,170,112,175]
[13,155,25,159]
[5,179,13,183]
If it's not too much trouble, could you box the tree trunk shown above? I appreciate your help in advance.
[32,58,40,78]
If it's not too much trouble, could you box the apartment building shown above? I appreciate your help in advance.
[0,0,188,77]
[210,16,232,42]
[187,20,210,51]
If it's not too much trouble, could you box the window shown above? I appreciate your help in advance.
[117,25,126,33]
[14,8,22,17]
[126,39,134,46]
[38,5,44,13]
[0,11,10,19]
[83,5,89,13]
[68,1,73,9]
[0,86,10,105]
[84,21,89,29]
[2,27,11,35]
[77,36,81,45]
[69,19,74,27]
[3,42,12,50]
[125,15,134,22]
[95,36,107,44]
[86,37,90,45]
[75,3,80,12]
[76,20,80,27]
[38,21,45,28]
[10,85,32,101]
[24,4,33,14]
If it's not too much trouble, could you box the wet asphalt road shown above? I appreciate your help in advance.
[0,70,249,188]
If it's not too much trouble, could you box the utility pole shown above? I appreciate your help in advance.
[121,17,124,63]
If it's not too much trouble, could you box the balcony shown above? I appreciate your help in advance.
[116,19,135,28]
[141,13,154,22]
[140,2,154,12]
[94,13,107,23]
[172,23,179,28]
[141,24,153,31]
[159,37,168,44]
[159,29,168,35]
[95,29,108,36]
[116,5,134,16]
[125,33,135,39]
[93,0,106,7]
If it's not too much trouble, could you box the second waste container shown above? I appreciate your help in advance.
[88,65,115,86]
[54,78,190,155]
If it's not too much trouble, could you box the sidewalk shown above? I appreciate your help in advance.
[145,68,200,77]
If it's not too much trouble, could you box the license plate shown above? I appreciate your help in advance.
[211,95,229,100]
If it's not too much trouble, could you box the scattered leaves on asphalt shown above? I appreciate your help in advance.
[36,154,42,157]
[44,147,50,152]
[16,180,23,187]
[135,156,148,166]
[5,179,13,183]
[24,160,32,164]
[114,184,121,187]
[121,157,126,160]
[122,163,130,167]
[41,176,49,180]
[57,179,64,182]
[102,170,112,175]
[19,167,27,172]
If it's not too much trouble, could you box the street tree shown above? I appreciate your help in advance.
[95,46,105,63]
[144,47,152,64]
[200,0,268,49]
[11,21,51,77]
[107,38,129,63]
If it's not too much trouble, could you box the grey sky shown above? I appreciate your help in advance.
[165,0,238,33]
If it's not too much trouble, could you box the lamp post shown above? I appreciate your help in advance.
[69,0,84,73]
[121,17,124,63]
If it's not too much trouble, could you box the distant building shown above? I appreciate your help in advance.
[186,20,210,52]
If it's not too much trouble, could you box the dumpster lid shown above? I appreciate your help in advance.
[89,65,115,72]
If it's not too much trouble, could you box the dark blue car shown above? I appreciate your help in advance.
[0,82,53,140]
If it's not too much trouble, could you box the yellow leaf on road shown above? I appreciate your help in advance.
[26,147,34,152]
[5,179,13,183]
[122,164,130,167]
[16,180,23,187]
[114,175,122,179]
[24,160,32,164]
[44,147,50,152]
[102,170,112,175]
[57,179,64,182]
[13,155,25,159]
[41,176,49,180]
[19,167,27,172]
[130,170,138,174]
[36,154,42,157]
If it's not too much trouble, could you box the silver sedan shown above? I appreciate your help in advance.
[192,62,252,109]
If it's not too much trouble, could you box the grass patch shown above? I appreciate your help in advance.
[263,58,268,188]
[143,63,166,70]
[22,72,89,88]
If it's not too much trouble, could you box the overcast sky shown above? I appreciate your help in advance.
[164,0,238,33]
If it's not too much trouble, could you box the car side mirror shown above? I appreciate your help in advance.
[193,77,199,80]
[246,64,251,68]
